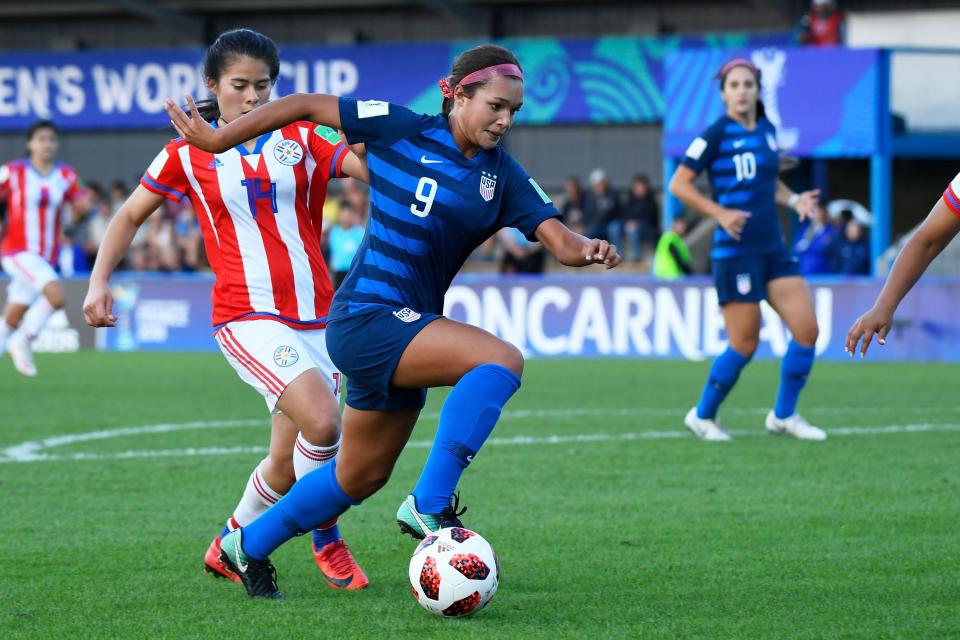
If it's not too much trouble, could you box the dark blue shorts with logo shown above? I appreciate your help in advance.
[712,248,801,305]
[325,303,441,411]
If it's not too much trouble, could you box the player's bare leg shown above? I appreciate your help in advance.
[764,277,826,440]
[391,319,523,538]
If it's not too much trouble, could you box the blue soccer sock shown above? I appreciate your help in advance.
[412,364,521,514]
[696,347,752,420]
[775,340,816,419]
[311,519,341,549]
[241,460,360,560]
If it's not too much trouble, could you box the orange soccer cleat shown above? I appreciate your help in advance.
[203,535,241,584]
[313,540,369,590]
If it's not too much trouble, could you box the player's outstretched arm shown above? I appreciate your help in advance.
[165,93,342,153]
[534,218,621,269]
[669,165,751,241]
[83,186,165,328]
[845,198,960,357]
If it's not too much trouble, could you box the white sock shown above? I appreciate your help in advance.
[20,298,55,342]
[230,458,283,528]
[293,432,340,480]
[0,323,13,354]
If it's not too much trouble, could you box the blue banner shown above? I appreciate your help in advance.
[0,33,790,131]
[663,46,882,158]
[91,274,960,362]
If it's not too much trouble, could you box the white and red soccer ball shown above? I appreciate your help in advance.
[408,527,499,617]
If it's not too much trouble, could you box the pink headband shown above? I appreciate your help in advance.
[438,63,524,98]
[717,58,761,81]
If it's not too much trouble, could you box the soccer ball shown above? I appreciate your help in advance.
[408,527,499,617]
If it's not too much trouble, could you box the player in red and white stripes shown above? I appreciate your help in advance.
[0,120,80,377]
[83,29,369,592]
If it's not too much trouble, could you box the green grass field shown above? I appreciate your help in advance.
[1,353,958,639]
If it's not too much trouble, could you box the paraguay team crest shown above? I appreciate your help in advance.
[736,273,752,296]
[273,345,299,367]
[479,171,497,202]
[273,139,304,166]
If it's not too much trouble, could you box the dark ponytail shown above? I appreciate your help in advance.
[193,28,281,123]
[440,44,522,117]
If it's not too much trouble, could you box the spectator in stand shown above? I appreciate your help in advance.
[175,206,203,271]
[327,201,364,289]
[796,0,845,47]
[618,174,660,262]
[498,226,545,275]
[60,183,102,275]
[588,167,620,240]
[108,180,128,217]
[652,215,692,279]
[560,176,588,235]
[147,208,179,271]
[832,218,870,275]
[793,204,837,275]
[85,186,115,266]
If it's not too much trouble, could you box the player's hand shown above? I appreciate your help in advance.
[583,238,621,269]
[164,96,223,152]
[845,306,892,358]
[718,208,751,241]
[83,280,117,328]
[793,189,820,221]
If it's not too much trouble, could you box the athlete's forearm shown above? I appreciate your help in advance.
[89,213,141,285]
[872,227,947,315]
[669,176,726,220]
[216,94,342,150]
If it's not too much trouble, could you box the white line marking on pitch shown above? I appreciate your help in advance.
[2,408,959,464]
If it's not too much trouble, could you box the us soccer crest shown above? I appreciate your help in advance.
[273,139,304,166]
[736,273,752,295]
[479,171,497,202]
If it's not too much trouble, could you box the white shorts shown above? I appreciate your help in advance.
[214,319,342,414]
[1,251,59,306]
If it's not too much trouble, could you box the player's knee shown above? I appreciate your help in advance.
[729,335,758,358]
[490,342,524,378]
[44,289,64,309]
[339,466,390,500]
[794,322,819,347]
[298,410,342,447]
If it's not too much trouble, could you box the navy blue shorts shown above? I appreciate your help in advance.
[325,304,441,411]
[712,248,801,305]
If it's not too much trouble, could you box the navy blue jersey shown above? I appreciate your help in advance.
[681,116,784,259]
[334,97,559,315]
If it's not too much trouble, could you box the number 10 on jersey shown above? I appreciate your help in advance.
[732,152,756,182]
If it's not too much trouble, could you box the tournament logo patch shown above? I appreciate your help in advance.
[479,171,497,202]
[393,307,422,323]
[736,273,752,296]
[273,139,304,166]
[766,133,779,152]
[273,345,299,367]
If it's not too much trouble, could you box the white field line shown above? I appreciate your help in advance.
[2,407,959,464]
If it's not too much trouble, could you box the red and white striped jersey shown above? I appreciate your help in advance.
[0,160,79,264]
[141,122,347,327]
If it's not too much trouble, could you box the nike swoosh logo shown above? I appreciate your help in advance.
[321,571,354,588]
[420,155,443,164]
[233,535,247,573]
[466,455,474,462]
[733,140,746,148]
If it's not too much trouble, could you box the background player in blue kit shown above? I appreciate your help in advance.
[669,58,826,443]
[167,44,621,598]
